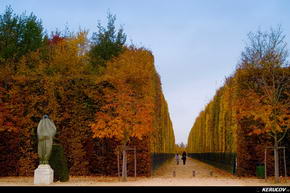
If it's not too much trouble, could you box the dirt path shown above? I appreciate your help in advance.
[153,157,234,178]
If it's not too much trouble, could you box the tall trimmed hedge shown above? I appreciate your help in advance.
[187,68,290,176]
[0,48,175,177]
[187,79,237,154]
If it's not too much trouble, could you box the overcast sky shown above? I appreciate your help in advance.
[2,0,290,145]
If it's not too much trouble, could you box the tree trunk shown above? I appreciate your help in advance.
[122,146,127,182]
[274,135,279,183]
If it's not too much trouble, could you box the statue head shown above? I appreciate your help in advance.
[37,115,56,138]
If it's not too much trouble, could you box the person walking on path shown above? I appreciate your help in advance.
[175,153,180,165]
[181,151,187,165]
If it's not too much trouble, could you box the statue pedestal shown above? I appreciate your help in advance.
[34,164,54,185]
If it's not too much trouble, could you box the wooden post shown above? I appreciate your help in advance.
[283,148,287,178]
[117,150,120,181]
[173,170,176,177]
[265,148,267,180]
[209,171,213,176]
[192,170,195,177]
[125,149,127,181]
[122,148,127,182]
[274,137,279,183]
[134,146,137,180]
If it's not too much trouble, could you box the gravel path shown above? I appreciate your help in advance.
[154,157,234,178]
[0,157,289,186]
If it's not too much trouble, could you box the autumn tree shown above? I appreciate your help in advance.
[237,27,290,183]
[90,48,155,181]
[89,13,126,72]
[15,30,89,77]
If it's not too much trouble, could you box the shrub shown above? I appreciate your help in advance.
[49,144,69,182]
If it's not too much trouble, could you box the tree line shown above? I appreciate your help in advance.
[187,27,290,181]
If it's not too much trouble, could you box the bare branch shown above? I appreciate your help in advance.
[268,131,275,138]
[277,128,289,143]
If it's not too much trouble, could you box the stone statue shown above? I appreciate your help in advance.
[37,115,56,164]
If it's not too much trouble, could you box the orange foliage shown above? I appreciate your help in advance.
[91,48,155,145]
[235,68,290,136]
[0,26,175,177]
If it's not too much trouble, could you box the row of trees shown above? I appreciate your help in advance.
[0,6,175,180]
[0,6,126,75]
[150,81,176,154]
[187,79,237,153]
[187,27,289,182]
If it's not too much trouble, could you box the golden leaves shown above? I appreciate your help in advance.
[90,48,164,146]
[230,67,290,141]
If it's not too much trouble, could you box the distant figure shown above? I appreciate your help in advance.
[182,151,187,165]
[175,153,180,165]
